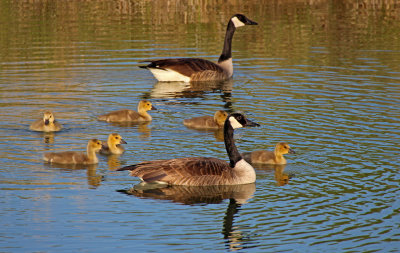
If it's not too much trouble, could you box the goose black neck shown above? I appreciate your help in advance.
[218,20,236,63]
[224,120,242,168]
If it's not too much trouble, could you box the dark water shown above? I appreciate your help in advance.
[0,1,399,252]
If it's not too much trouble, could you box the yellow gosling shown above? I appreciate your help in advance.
[183,110,228,130]
[242,142,295,165]
[100,133,127,155]
[43,139,102,165]
[97,100,156,122]
[30,111,62,132]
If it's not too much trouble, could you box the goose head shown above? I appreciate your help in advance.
[43,111,55,126]
[88,139,103,153]
[108,133,127,146]
[214,110,228,127]
[276,142,296,155]
[227,113,260,129]
[138,100,156,112]
[231,14,258,28]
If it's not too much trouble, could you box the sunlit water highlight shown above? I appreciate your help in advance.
[0,1,399,252]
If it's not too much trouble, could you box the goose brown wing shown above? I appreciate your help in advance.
[118,157,231,185]
[143,58,225,77]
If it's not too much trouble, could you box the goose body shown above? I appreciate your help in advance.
[97,100,156,122]
[100,133,127,155]
[183,110,228,130]
[242,142,295,165]
[30,111,62,132]
[118,113,259,186]
[140,14,257,82]
[43,139,102,165]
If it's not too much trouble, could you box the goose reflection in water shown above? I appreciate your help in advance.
[118,183,255,251]
[143,79,233,109]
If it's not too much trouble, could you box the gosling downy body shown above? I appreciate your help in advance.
[118,113,259,186]
[43,139,102,165]
[100,133,127,155]
[242,142,295,165]
[97,100,156,123]
[183,110,228,130]
[139,14,257,82]
[30,111,62,132]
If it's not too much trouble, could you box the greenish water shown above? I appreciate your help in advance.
[0,1,399,252]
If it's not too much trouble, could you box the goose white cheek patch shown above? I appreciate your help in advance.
[229,116,243,129]
[231,16,245,28]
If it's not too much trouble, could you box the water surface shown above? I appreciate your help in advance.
[0,1,399,252]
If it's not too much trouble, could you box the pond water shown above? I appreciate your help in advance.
[0,0,399,252]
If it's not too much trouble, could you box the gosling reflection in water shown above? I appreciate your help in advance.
[106,122,151,140]
[107,154,122,171]
[253,164,293,186]
[44,163,103,188]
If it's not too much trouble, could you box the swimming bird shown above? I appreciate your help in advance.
[97,100,156,122]
[100,133,127,155]
[139,14,258,82]
[30,111,62,132]
[183,110,228,130]
[43,139,102,165]
[242,142,295,165]
[117,113,260,186]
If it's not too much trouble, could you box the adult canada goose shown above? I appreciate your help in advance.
[183,110,228,130]
[117,113,259,186]
[139,14,258,82]
[30,111,62,132]
[242,142,295,165]
[100,133,127,155]
[43,139,102,165]
[97,100,156,122]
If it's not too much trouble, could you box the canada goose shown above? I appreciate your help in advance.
[242,142,295,165]
[30,111,62,132]
[43,139,102,165]
[183,110,228,130]
[97,100,156,122]
[100,133,127,155]
[117,113,260,186]
[139,14,258,82]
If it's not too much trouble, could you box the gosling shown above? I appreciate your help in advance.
[43,139,102,165]
[100,133,127,155]
[97,100,156,122]
[242,142,295,165]
[183,110,228,130]
[30,111,62,132]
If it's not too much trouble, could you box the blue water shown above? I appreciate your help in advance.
[1,1,399,252]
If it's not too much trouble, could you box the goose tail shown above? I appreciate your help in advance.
[117,164,138,171]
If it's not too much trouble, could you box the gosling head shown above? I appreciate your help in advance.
[138,100,156,111]
[89,139,103,152]
[43,111,55,126]
[276,142,296,155]
[214,110,228,127]
[227,113,260,129]
[231,14,258,28]
[108,133,127,146]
